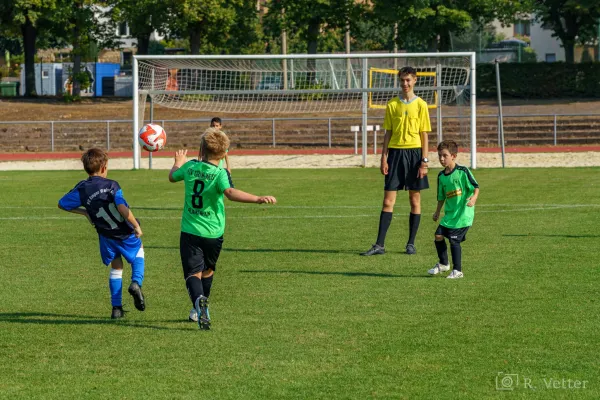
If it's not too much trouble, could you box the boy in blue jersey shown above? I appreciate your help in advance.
[58,148,146,319]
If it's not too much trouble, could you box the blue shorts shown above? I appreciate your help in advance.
[99,234,144,266]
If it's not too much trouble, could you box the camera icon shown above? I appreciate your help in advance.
[496,373,519,391]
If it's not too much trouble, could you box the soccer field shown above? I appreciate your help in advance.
[0,167,598,399]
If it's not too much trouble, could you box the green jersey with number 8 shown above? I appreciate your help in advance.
[171,160,233,238]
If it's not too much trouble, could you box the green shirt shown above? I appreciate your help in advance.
[437,165,479,229]
[172,160,233,238]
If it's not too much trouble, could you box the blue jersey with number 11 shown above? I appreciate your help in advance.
[59,176,135,240]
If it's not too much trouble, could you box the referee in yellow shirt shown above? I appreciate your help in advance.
[361,66,431,256]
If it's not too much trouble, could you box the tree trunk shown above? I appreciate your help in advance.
[71,17,81,96]
[306,18,320,84]
[136,34,150,55]
[21,16,37,97]
[72,54,82,96]
[189,24,202,55]
[439,30,451,52]
[428,35,438,52]
[562,38,575,63]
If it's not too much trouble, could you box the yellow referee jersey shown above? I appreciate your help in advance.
[383,96,431,149]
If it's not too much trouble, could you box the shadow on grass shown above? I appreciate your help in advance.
[503,234,599,238]
[0,312,192,331]
[240,269,430,278]
[145,246,362,254]
[133,207,180,211]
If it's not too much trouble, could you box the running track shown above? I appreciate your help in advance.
[1,146,600,162]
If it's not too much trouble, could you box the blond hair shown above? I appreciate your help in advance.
[201,127,230,160]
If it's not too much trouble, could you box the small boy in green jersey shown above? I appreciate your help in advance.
[169,127,276,330]
[428,140,479,279]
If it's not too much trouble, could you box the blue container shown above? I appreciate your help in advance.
[95,63,120,96]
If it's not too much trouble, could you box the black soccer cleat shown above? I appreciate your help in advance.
[194,295,211,330]
[405,244,416,255]
[111,306,125,319]
[360,244,385,256]
[128,282,146,311]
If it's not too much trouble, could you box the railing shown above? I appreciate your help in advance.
[0,113,599,152]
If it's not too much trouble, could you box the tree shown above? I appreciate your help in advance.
[534,0,600,63]
[51,1,116,96]
[108,0,168,55]
[0,0,58,96]
[264,0,363,55]
[167,0,237,55]
[373,0,531,52]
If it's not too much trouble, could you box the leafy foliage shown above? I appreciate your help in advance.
[534,0,600,63]
[373,0,531,52]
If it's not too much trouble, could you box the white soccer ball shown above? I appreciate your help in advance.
[138,123,167,152]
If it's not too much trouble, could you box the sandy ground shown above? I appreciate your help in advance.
[1,151,599,171]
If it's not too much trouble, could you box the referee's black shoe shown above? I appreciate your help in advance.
[360,244,385,256]
[405,244,416,255]
[128,282,146,311]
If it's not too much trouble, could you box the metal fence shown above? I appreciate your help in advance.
[0,113,599,153]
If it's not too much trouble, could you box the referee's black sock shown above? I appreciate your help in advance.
[450,243,462,271]
[434,239,449,265]
[376,211,393,247]
[407,213,421,245]
[185,275,204,306]
[202,275,214,298]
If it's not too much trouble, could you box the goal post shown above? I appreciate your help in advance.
[133,53,476,169]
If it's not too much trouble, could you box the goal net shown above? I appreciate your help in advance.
[133,53,476,168]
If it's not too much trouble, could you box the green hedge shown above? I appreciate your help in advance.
[476,62,600,98]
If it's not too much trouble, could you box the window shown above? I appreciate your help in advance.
[118,22,129,37]
[122,51,133,66]
[42,70,49,79]
[545,53,556,63]
[514,20,531,37]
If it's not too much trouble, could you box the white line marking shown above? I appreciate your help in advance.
[1,204,598,210]
[0,204,598,221]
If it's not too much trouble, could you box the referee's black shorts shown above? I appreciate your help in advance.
[180,231,223,278]
[384,148,429,191]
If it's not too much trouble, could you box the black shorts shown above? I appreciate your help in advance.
[384,148,429,191]
[435,225,469,245]
[180,231,223,278]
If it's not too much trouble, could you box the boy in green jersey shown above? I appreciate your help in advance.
[428,140,479,279]
[169,128,276,329]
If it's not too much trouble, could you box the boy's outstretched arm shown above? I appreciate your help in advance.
[224,188,276,204]
[58,204,94,225]
[117,204,143,238]
[467,188,480,207]
[169,149,188,182]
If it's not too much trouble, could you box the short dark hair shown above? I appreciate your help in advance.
[210,117,222,126]
[437,140,459,155]
[81,148,108,175]
[398,66,417,78]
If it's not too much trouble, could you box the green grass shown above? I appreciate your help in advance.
[0,167,599,399]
